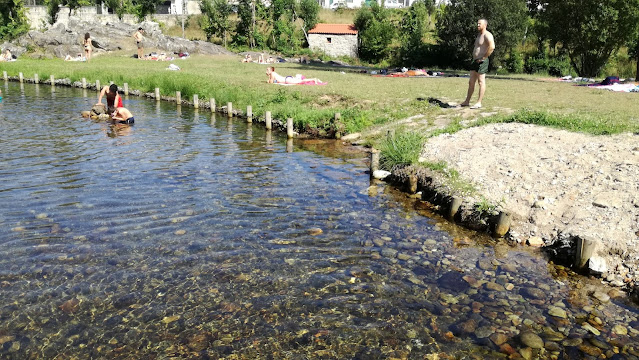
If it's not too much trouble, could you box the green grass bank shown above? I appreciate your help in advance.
[2,55,639,140]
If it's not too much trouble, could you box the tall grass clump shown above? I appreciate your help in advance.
[379,131,425,171]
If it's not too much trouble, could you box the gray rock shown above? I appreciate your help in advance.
[520,287,546,300]
[475,326,493,339]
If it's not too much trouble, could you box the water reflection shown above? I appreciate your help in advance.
[0,82,638,359]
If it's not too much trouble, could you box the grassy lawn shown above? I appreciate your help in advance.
[2,55,639,139]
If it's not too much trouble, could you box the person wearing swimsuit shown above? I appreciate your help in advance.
[112,107,135,124]
[266,67,324,84]
[97,84,123,114]
[83,33,92,62]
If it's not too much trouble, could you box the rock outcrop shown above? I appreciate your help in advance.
[3,20,234,59]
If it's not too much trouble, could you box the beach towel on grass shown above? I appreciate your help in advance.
[275,81,327,86]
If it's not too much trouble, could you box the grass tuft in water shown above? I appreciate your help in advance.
[379,131,425,171]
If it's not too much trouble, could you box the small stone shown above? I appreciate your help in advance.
[406,329,417,339]
[11,227,25,232]
[520,287,546,300]
[59,298,80,313]
[373,170,391,180]
[588,256,607,275]
[174,229,186,235]
[284,259,295,265]
[36,213,48,219]
[526,236,545,247]
[381,248,398,258]
[9,341,20,352]
[0,336,15,345]
[581,323,600,336]
[592,291,610,303]
[520,332,544,349]
[475,326,493,339]
[162,315,180,324]
[548,306,567,319]
[308,227,323,236]
[612,324,628,335]
[545,341,560,351]
[484,282,506,292]
[562,338,583,347]
[519,347,533,360]
[397,253,412,261]
[490,333,508,346]
[341,133,361,141]
[505,283,514,291]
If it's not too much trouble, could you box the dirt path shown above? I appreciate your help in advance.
[419,122,639,290]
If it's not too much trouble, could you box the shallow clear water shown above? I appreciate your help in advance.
[0,82,638,359]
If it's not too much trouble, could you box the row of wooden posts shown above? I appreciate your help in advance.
[4,70,326,140]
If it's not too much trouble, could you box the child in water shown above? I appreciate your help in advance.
[111,107,134,124]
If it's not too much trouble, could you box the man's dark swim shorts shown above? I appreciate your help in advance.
[470,58,489,74]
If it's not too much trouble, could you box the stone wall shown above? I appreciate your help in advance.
[25,4,200,30]
[308,33,357,58]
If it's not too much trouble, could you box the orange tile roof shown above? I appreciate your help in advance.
[308,24,358,35]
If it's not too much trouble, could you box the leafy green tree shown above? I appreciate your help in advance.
[200,0,232,45]
[45,0,93,25]
[542,0,639,77]
[269,0,297,51]
[296,0,319,45]
[354,2,395,62]
[234,0,267,48]
[131,0,162,22]
[436,0,527,68]
[398,0,429,67]
[629,36,639,80]
[103,0,131,20]
[0,0,30,40]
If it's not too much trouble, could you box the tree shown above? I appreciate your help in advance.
[269,0,297,51]
[131,0,162,22]
[354,2,395,62]
[629,36,639,80]
[45,0,93,25]
[200,0,232,46]
[0,0,30,40]
[543,0,639,77]
[103,0,131,20]
[436,0,527,68]
[398,0,429,67]
[296,0,319,46]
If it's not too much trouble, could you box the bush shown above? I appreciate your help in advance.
[379,131,425,171]
[524,55,548,74]
[504,49,524,73]
[547,56,571,77]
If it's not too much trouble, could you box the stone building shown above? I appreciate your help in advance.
[308,24,358,59]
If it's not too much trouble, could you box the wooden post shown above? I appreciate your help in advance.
[19,72,23,83]
[286,118,294,139]
[155,87,160,100]
[494,211,511,238]
[227,102,233,117]
[193,94,199,108]
[82,78,87,89]
[408,174,418,193]
[334,112,342,139]
[2,71,7,81]
[176,91,181,104]
[123,83,129,95]
[209,98,216,112]
[286,138,293,153]
[246,105,252,123]
[265,111,272,130]
[96,80,100,91]
[50,75,55,86]
[447,196,462,221]
[575,236,597,271]
[34,74,39,84]
[370,149,380,174]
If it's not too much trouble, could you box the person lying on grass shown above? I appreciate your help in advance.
[266,67,324,85]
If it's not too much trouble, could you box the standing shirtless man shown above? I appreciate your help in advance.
[133,28,145,60]
[460,19,495,109]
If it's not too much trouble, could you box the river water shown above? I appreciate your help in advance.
[0,82,638,359]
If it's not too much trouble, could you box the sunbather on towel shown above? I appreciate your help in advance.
[266,67,324,85]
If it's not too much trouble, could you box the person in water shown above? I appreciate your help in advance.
[266,67,324,84]
[97,84,123,114]
[111,107,135,124]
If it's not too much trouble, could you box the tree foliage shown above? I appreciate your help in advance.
[233,0,267,48]
[542,0,639,77]
[398,0,429,67]
[131,0,163,22]
[45,0,92,25]
[436,0,527,68]
[296,0,319,45]
[200,0,232,45]
[0,0,30,40]
[270,0,297,51]
[354,2,395,62]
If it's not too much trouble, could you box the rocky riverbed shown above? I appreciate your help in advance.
[419,123,639,297]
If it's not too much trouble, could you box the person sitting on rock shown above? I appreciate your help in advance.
[97,84,123,114]
[111,107,135,124]
[242,54,252,63]
[0,49,13,61]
